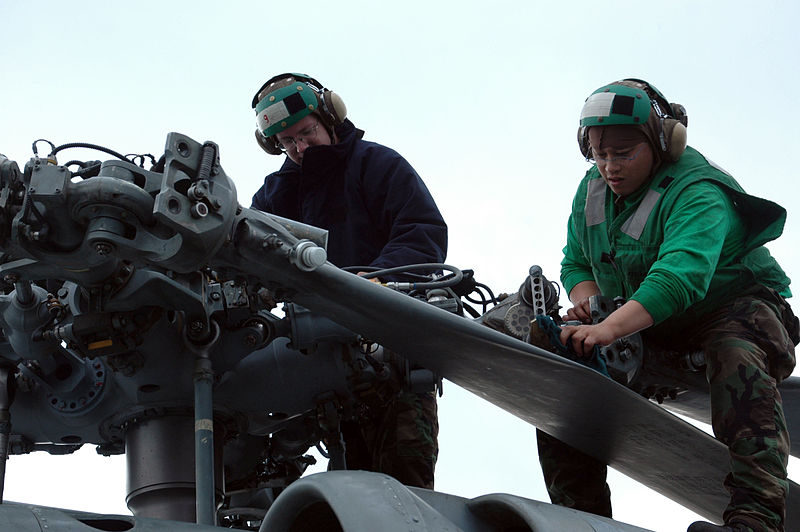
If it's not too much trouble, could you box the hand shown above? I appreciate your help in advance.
[559,322,617,358]
[357,271,381,284]
[564,297,593,324]
[560,299,655,357]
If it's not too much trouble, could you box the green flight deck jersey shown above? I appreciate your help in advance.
[561,146,791,333]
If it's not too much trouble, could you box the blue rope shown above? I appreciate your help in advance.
[533,315,610,377]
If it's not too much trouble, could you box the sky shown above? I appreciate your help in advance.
[1,1,798,531]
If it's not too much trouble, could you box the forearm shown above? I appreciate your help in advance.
[598,299,654,340]
[568,281,600,305]
[565,281,601,323]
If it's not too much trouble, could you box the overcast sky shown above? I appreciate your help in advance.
[1,1,798,531]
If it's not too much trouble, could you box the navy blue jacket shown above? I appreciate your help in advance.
[251,119,447,271]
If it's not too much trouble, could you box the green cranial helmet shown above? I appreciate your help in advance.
[254,75,319,139]
[578,79,688,162]
[579,83,651,127]
[251,73,348,155]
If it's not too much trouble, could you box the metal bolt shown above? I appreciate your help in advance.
[669,389,678,400]
[262,235,283,249]
[243,334,258,347]
[188,183,207,201]
[94,242,114,256]
[190,202,209,218]
[295,242,326,271]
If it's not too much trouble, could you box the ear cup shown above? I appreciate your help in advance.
[662,120,687,162]
[321,90,347,125]
[656,101,687,161]
[255,129,283,155]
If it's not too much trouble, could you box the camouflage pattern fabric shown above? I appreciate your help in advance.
[532,286,797,531]
[339,390,439,489]
[536,428,612,517]
[691,288,796,532]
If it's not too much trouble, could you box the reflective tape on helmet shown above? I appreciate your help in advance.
[255,83,317,137]
[580,84,651,127]
[581,92,616,121]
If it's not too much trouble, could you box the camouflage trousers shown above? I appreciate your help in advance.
[536,287,798,531]
[339,390,439,489]
[693,288,796,532]
[536,428,613,518]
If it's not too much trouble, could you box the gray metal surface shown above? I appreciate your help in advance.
[0,502,222,531]
[0,472,654,532]
[259,470,654,532]
[250,259,800,526]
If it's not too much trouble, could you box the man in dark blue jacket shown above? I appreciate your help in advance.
[250,73,447,488]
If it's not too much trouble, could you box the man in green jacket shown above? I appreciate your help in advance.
[548,78,799,532]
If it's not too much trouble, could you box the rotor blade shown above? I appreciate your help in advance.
[280,262,800,525]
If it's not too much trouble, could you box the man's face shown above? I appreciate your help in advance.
[588,126,655,198]
[275,114,332,165]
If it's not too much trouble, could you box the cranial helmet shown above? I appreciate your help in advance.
[577,78,688,163]
[251,73,347,155]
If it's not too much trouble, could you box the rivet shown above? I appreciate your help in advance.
[296,85,303,91]
[308,104,314,110]
[598,117,604,123]
[281,121,287,127]
[269,95,275,102]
